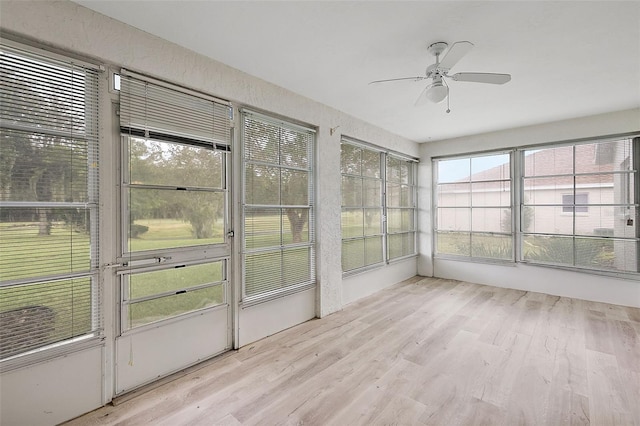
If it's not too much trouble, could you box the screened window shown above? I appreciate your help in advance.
[0,43,101,360]
[386,155,418,260]
[435,153,513,260]
[341,142,384,272]
[522,138,639,272]
[340,140,417,273]
[242,110,315,302]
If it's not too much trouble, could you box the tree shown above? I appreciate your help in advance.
[127,138,224,239]
[1,58,90,235]
[245,120,312,244]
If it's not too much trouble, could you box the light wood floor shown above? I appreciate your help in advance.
[67,276,640,426]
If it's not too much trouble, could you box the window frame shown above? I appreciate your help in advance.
[340,138,418,276]
[240,109,316,305]
[433,151,515,263]
[0,40,102,367]
[432,134,640,278]
[520,136,639,274]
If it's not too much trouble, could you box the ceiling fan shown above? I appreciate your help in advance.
[370,41,511,108]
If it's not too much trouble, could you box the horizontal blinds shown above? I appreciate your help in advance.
[341,140,384,272]
[242,111,315,301]
[0,42,101,361]
[120,71,231,147]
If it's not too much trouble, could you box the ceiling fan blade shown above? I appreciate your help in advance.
[369,76,426,85]
[438,41,474,71]
[450,72,511,84]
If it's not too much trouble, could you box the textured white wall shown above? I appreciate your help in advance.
[419,108,640,307]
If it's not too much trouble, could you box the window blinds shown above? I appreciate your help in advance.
[242,110,315,302]
[0,42,101,361]
[119,70,232,149]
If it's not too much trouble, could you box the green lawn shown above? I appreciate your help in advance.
[128,218,224,252]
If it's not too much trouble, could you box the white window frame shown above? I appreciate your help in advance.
[340,138,418,276]
[240,109,316,305]
[0,40,102,369]
[433,151,514,262]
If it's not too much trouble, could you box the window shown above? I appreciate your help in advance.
[118,71,231,330]
[435,153,513,260]
[241,110,315,302]
[341,139,418,274]
[562,193,589,213]
[434,137,639,275]
[341,142,384,272]
[522,138,638,272]
[386,154,418,260]
[0,43,101,361]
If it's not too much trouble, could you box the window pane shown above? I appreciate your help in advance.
[437,183,470,207]
[436,232,470,256]
[280,129,309,168]
[471,233,512,260]
[522,235,574,266]
[365,236,383,265]
[524,146,574,177]
[471,154,510,181]
[528,206,573,235]
[244,121,279,164]
[245,164,279,205]
[281,169,308,205]
[245,250,282,297]
[0,277,93,359]
[574,174,614,204]
[282,208,310,244]
[437,208,470,231]
[363,179,381,206]
[282,247,311,285]
[387,208,414,233]
[128,137,223,188]
[437,158,470,183]
[575,139,633,173]
[341,144,361,175]
[471,181,510,207]
[523,177,573,205]
[341,176,362,207]
[387,157,411,184]
[128,262,223,300]
[361,149,381,178]
[1,130,89,202]
[342,239,364,272]
[128,189,224,252]
[388,232,415,259]
[0,208,92,281]
[387,183,413,208]
[608,239,639,272]
[341,209,363,238]
[472,208,507,233]
[245,208,281,250]
[128,285,223,329]
[363,208,382,235]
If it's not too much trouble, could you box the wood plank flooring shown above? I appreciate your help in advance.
[67,277,640,426]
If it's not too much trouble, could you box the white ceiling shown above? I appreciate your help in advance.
[75,1,640,143]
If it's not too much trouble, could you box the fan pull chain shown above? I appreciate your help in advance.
[444,79,451,113]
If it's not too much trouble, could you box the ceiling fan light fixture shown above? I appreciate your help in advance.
[425,81,448,103]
